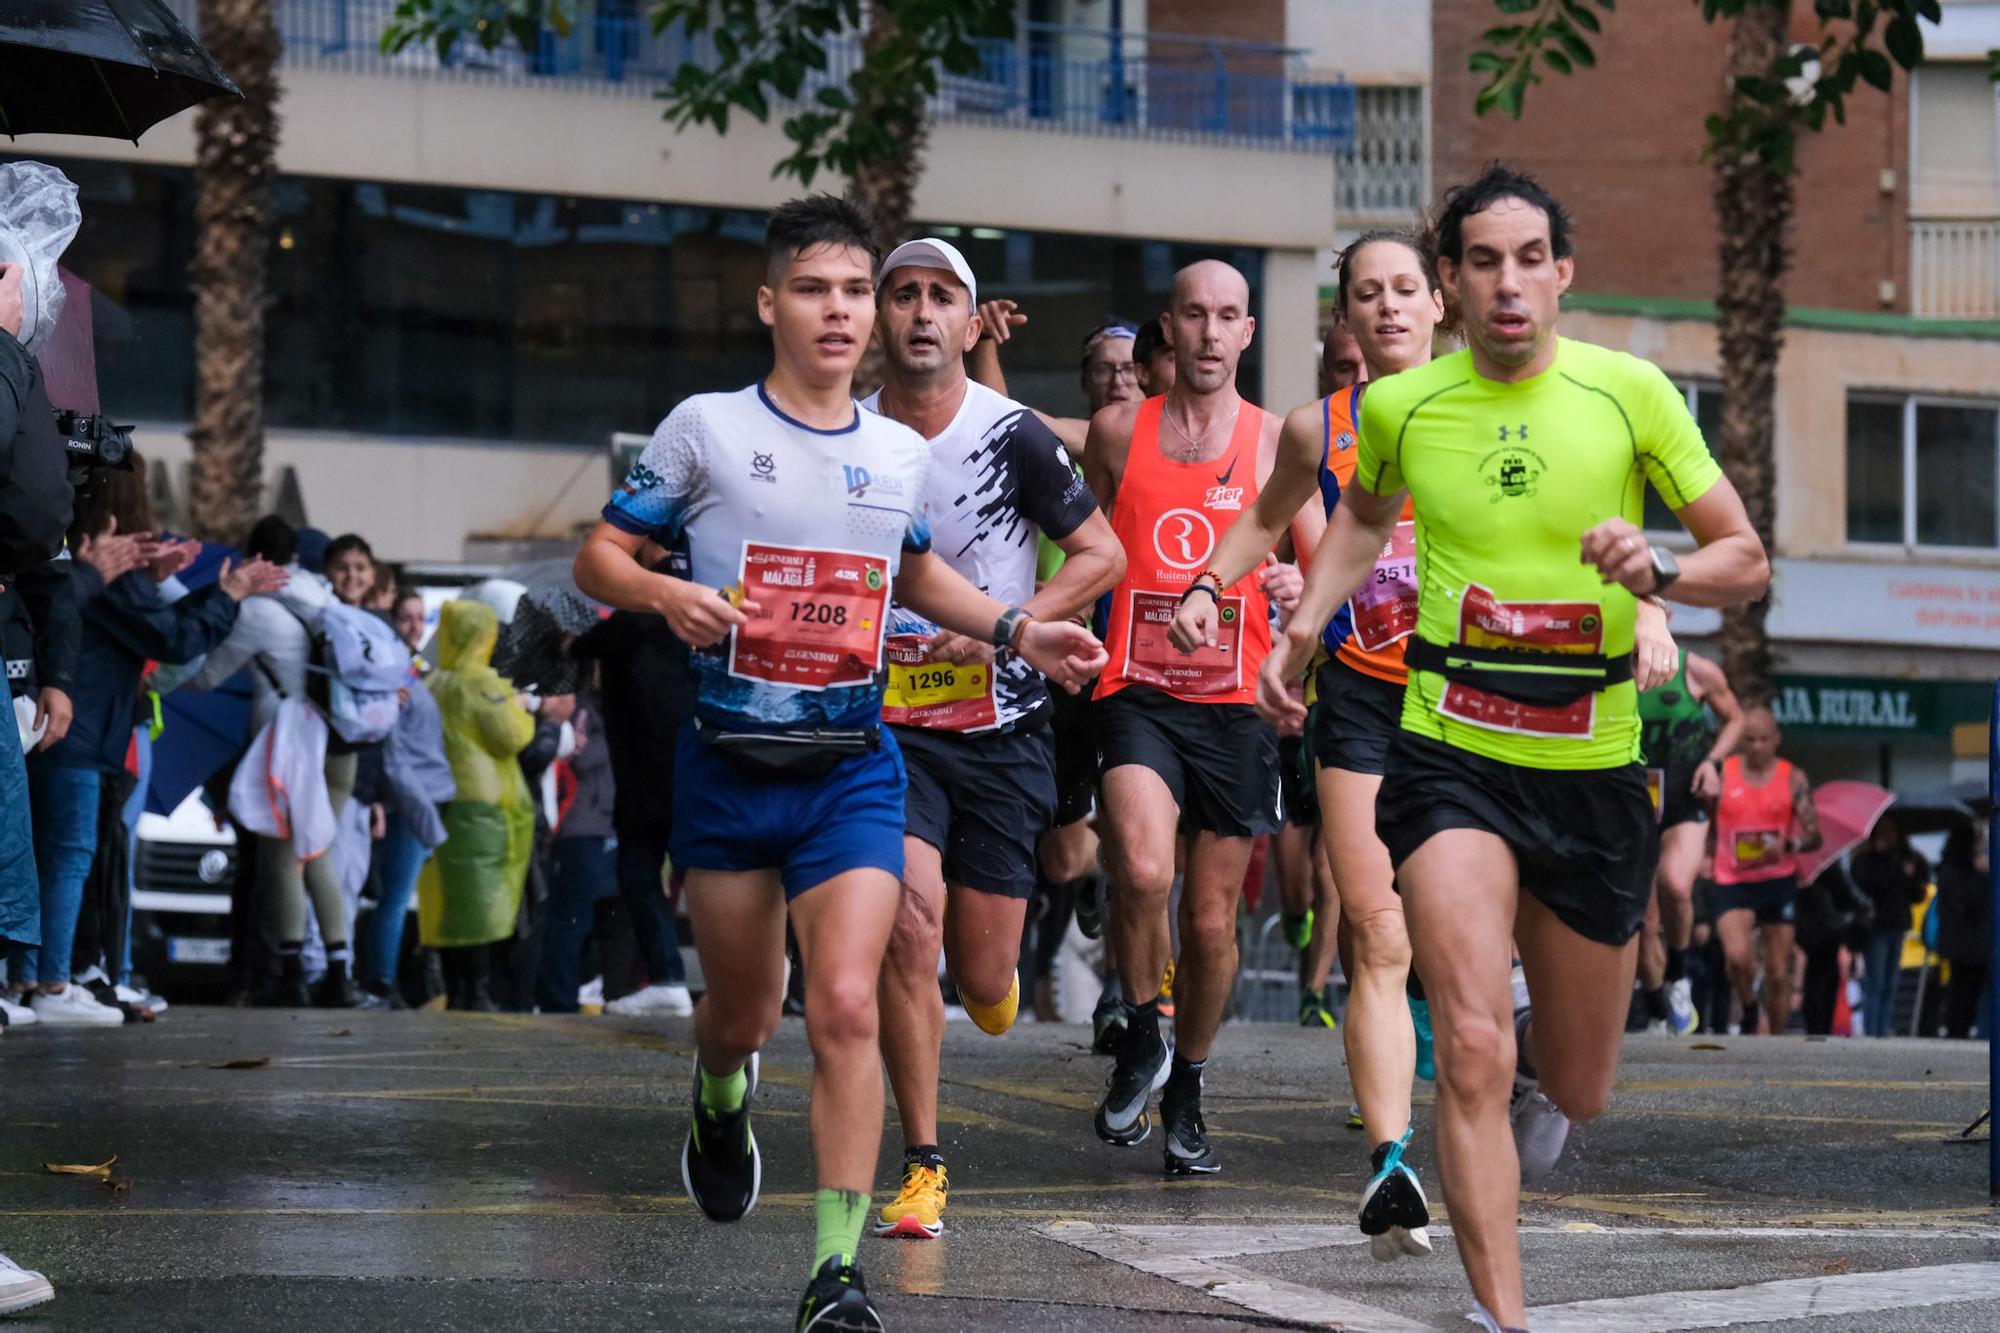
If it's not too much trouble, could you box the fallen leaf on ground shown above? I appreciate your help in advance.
[325,1028,352,1038]
[208,1057,270,1070]
[472,1142,492,1151]
[1688,1042,1726,1051]
[103,1176,132,1194]
[45,1157,116,1177]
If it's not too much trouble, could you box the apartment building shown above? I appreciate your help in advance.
[10,0,1442,566]
[1430,0,2000,788]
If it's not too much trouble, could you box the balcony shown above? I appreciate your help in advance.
[165,1,1356,156]
[1910,216,2000,320]
[1337,85,1428,226]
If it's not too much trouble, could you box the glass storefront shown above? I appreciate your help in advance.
[17,155,1265,445]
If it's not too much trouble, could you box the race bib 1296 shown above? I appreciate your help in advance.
[880,632,998,731]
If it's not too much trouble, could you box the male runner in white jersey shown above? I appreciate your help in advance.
[574,196,1105,1333]
[1084,259,1315,1174]
[862,238,1123,1240]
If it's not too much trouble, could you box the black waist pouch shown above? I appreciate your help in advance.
[698,723,881,781]
[1405,637,1632,708]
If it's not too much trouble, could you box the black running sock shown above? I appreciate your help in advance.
[1164,1052,1205,1102]
[1664,947,1688,984]
[1406,969,1427,1002]
[1643,986,1670,1021]
[1126,997,1163,1057]
[1369,1139,1402,1173]
[903,1144,944,1171]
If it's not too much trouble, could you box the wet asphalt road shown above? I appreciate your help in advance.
[1,1007,1995,1330]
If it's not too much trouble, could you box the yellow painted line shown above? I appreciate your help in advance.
[1618,1078,1986,1093]
[1624,1107,1962,1131]
[1530,1193,1999,1229]
[940,1075,1098,1112]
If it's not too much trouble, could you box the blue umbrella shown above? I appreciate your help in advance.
[144,540,253,815]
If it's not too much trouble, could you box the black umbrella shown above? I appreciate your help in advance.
[0,0,241,141]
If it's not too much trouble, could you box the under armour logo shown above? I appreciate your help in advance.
[1498,424,1529,442]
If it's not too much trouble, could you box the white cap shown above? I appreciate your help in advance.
[877,237,977,304]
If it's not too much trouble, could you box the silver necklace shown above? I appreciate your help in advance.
[1162,403,1238,461]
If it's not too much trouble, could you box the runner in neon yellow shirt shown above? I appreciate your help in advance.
[1247,167,1768,1333]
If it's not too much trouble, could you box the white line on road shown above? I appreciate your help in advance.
[1040,1220,2000,1331]
[1526,1261,2000,1332]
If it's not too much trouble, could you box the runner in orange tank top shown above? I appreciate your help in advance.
[1081,259,1323,1175]
[1711,705,1822,1036]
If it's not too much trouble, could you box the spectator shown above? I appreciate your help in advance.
[18,459,279,1024]
[572,597,695,1017]
[1795,860,1872,1036]
[418,599,535,1012]
[1933,820,1991,1040]
[323,533,376,611]
[391,588,430,660]
[186,514,374,1009]
[362,588,453,1006]
[1851,814,1928,1038]
[536,693,616,1012]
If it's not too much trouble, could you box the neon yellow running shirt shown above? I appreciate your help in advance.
[1354,339,1722,771]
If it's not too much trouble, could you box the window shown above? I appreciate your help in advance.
[1643,382,1722,532]
[1912,62,2000,216]
[1845,394,2000,550]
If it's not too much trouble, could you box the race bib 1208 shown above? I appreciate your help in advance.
[728,542,890,691]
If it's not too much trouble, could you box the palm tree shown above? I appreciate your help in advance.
[187,0,283,545]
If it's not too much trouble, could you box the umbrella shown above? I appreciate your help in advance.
[1793,780,1897,886]
[0,0,241,141]
[491,559,610,695]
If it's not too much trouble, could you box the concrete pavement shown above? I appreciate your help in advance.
[1,1008,1994,1330]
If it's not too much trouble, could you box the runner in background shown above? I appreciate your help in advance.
[1636,648,1742,1034]
[1132,319,1176,396]
[862,237,1123,1242]
[574,195,1105,1333]
[1084,259,1316,1176]
[1711,705,1821,1036]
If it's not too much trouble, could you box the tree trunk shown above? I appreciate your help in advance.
[1712,4,1791,706]
[847,3,929,397]
[188,0,283,545]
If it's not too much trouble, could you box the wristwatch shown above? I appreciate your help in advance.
[992,605,1032,650]
[1646,545,1681,595]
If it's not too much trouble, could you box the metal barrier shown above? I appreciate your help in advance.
[166,2,1352,155]
[1234,913,1300,1024]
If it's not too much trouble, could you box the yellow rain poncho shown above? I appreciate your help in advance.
[417,600,536,948]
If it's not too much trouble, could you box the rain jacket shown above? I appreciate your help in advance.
[185,566,332,735]
[417,600,535,948]
[228,698,335,861]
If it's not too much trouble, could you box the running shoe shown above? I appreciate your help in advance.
[1510,1068,1571,1189]
[1091,979,1130,1056]
[1281,909,1314,952]
[1298,989,1337,1029]
[795,1256,884,1332]
[1666,977,1699,1036]
[1409,996,1435,1081]
[1344,1104,1365,1131]
[1095,1031,1172,1146]
[1160,1082,1220,1176]
[965,972,1019,1036]
[1158,961,1176,1021]
[681,1052,761,1222]
[0,1252,53,1316]
[1073,871,1108,941]
[874,1158,947,1239]
[1358,1129,1433,1262]
[1469,1300,1530,1333]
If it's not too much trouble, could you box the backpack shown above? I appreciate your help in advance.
[261,600,412,748]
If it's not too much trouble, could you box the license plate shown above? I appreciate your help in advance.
[167,937,231,965]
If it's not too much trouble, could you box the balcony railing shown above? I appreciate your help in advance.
[164,1,1354,156]
[1337,85,1427,225]
[1911,216,2000,320]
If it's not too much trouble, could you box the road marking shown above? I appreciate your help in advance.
[1043,1220,2000,1331]
[1040,1219,1434,1332]
[1527,1260,2000,1332]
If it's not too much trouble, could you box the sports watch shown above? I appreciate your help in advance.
[1646,545,1681,595]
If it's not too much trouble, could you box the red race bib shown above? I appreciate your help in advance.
[1348,520,1418,652]
[879,632,998,731]
[1437,583,1603,739]
[1122,589,1243,698]
[728,542,890,691]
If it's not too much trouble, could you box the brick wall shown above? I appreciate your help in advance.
[1148,0,1285,46]
[1431,0,1908,313]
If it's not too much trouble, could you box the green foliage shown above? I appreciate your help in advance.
[1470,0,1945,175]
[383,0,1015,186]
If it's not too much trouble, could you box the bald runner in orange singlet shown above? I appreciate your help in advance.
[1082,259,1321,1176]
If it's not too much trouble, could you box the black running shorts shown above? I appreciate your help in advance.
[1311,656,1404,778]
[1650,761,1711,830]
[897,722,1057,900]
[1048,679,1099,828]
[1712,875,1798,927]
[1374,730,1654,947]
[1096,685,1279,838]
[1278,734,1319,825]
